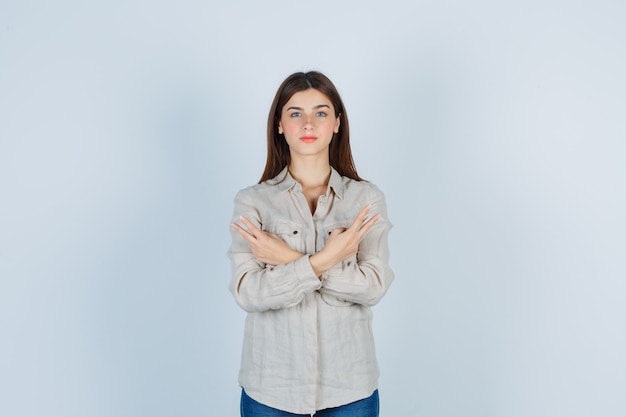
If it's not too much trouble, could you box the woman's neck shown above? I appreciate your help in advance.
[288,158,331,188]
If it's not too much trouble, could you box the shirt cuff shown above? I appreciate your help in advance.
[295,255,323,290]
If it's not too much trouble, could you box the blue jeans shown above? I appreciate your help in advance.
[240,388,379,417]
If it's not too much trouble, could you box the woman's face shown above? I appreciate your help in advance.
[278,88,340,160]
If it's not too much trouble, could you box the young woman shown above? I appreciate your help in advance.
[228,71,394,417]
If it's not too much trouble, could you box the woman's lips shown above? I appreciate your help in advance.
[300,136,317,143]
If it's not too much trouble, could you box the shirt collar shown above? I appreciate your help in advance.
[267,166,345,199]
[327,167,344,199]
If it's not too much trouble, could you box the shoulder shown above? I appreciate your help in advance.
[235,168,292,199]
[342,176,386,200]
[233,181,278,203]
[233,169,292,211]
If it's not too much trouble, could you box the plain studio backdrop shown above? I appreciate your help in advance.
[1,1,625,416]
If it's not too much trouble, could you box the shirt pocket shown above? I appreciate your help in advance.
[263,219,305,253]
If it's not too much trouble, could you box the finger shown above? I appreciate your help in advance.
[357,213,380,236]
[329,227,347,237]
[349,205,371,230]
[231,222,256,242]
[239,216,261,237]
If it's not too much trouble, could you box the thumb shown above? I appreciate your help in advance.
[330,227,347,237]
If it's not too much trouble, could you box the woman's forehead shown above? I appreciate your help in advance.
[283,89,333,109]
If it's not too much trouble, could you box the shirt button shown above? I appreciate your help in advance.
[293,230,298,235]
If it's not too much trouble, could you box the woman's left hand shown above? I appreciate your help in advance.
[232,216,303,266]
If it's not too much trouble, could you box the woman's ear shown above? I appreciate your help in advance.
[334,113,341,133]
[278,122,283,134]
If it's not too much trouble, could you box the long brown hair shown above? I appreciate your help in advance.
[259,71,364,183]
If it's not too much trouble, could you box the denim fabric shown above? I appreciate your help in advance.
[240,389,380,417]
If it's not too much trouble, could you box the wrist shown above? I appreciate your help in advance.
[287,249,304,264]
[309,251,335,278]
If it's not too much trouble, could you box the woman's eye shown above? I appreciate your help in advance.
[316,112,327,117]
[290,112,301,118]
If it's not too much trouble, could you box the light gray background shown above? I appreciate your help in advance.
[1,1,625,416]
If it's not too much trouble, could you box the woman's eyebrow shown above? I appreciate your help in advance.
[286,104,331,111]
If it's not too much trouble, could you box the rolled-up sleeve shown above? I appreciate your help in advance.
[319,186,394,306]
[228,189,322,313]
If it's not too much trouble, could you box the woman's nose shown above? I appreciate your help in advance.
[303,114,314,129]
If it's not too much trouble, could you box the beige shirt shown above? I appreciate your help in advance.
[228,167,394,415]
